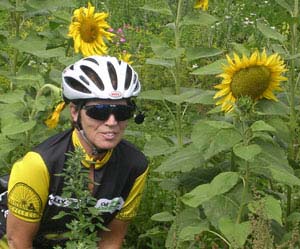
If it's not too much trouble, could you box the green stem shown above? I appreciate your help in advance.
[207,230,231,247]
[236,164,249,224]
[174,0,184,147]
[286,0,299,218]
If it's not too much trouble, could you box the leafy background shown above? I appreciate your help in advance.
[1,0,300,248]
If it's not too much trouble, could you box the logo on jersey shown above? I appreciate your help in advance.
[8,183,42,220]
[48,194,124,213]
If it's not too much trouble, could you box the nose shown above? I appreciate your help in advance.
[104,114,118,125]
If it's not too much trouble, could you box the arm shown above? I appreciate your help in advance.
[98,218,129,249]
[7,212,40,249]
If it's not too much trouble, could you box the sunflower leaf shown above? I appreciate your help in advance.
[2,120,36,135]
[218,217,251,248]
[151,211,174,222]
[250,120,276,132]
[138,90,164,100]
[275,0,293,13]
[257,21,286,42]
[181,12,218,27]
[186,47,223,61]
[182,172,239,208]
[248,196,282,225]
[140,1,173,16]
[154,144,204,173]
[233,144,262,162]
[146,58,175,68]
[191,59,227,75]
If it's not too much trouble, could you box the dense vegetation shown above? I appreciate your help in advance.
[1,0,300,248]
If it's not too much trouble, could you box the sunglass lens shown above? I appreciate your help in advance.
[85,106,110,120]
[84,105,133,121]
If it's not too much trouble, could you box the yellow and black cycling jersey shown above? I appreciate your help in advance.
[0,128,148,248]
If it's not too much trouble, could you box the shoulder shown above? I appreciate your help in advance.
[114,140,148,174]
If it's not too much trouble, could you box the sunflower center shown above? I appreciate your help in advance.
[231,66,271,99]
[80,19,98,43]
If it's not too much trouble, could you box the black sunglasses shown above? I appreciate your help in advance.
[82,104,134,121]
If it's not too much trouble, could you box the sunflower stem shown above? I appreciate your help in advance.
[286,0,299,218]
[174,0,184,147]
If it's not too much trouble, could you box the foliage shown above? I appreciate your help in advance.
[1,0,300,248]
[52,147,106,248]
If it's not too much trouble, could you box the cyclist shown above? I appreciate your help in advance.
[1,55,149,248]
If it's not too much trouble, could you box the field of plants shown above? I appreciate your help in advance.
[1,0,300,248]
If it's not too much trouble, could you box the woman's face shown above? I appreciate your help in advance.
[71,99,129,150]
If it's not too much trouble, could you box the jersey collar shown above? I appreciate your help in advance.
[72,130,113,169]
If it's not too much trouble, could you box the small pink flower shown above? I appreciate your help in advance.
[120,37,126,43]
[117,28,123,34]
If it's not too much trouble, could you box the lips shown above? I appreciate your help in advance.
[101,132,116,140]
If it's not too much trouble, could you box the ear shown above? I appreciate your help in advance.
[69,103,79,122]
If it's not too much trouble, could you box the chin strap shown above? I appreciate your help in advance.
[79,129,108,156]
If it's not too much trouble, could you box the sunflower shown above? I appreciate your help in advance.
[118,51,133,64]
[214,50,288,112]
[68,2,114,57]
[194,0,209,11]
[45,102,66,129]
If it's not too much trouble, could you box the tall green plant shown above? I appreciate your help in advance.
[141,0,300,248]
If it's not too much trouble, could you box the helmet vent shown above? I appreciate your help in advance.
[79,75,90,85]
[64,77,91,93]
[107,61,118,90]
[70,65,74,70]
[83,57,99,65]
[80,65,104,90]
[125,66,132,90]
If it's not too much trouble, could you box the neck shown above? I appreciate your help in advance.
[76,129,107,160]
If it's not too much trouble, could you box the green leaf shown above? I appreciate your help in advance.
[155,144,204,173]
[146,58,175,68]
[165,208,203,248]
[233,144,262,161]
[182,172,239,208]
[185,90,215,105]
[181,12,218,27]
[248,196,282,225]
[150,38,184,59]
[268,167,300,186]
[191,120,240,157]
[30,47,67,59]
[205,120,234,129]
[204,128,242,160]
[202,195,239,229]
[275,0,293,13]
[26,0,76,11]
[256,99,289,116]
[179,222,209,242]
[164,89,199,104]
[140,1,172,16]
[0,0,14,10]
[2,120,36,135]
[10,36,47,54]
[0,135,18,156]
[186,47,223,61]
[143,137,176,157]
[257,21,286,42]
[218,217,250,247]
[250,120,276,132]
[191,59,227,75]
[151,211,174,222]
[230,42,250,56]
[138,90,164,100]
[0,90,25,104]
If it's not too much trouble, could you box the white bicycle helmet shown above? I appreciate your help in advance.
[62,55,141,102]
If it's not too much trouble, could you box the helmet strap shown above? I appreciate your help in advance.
[79,130,108,156]
[74,104,108,156]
